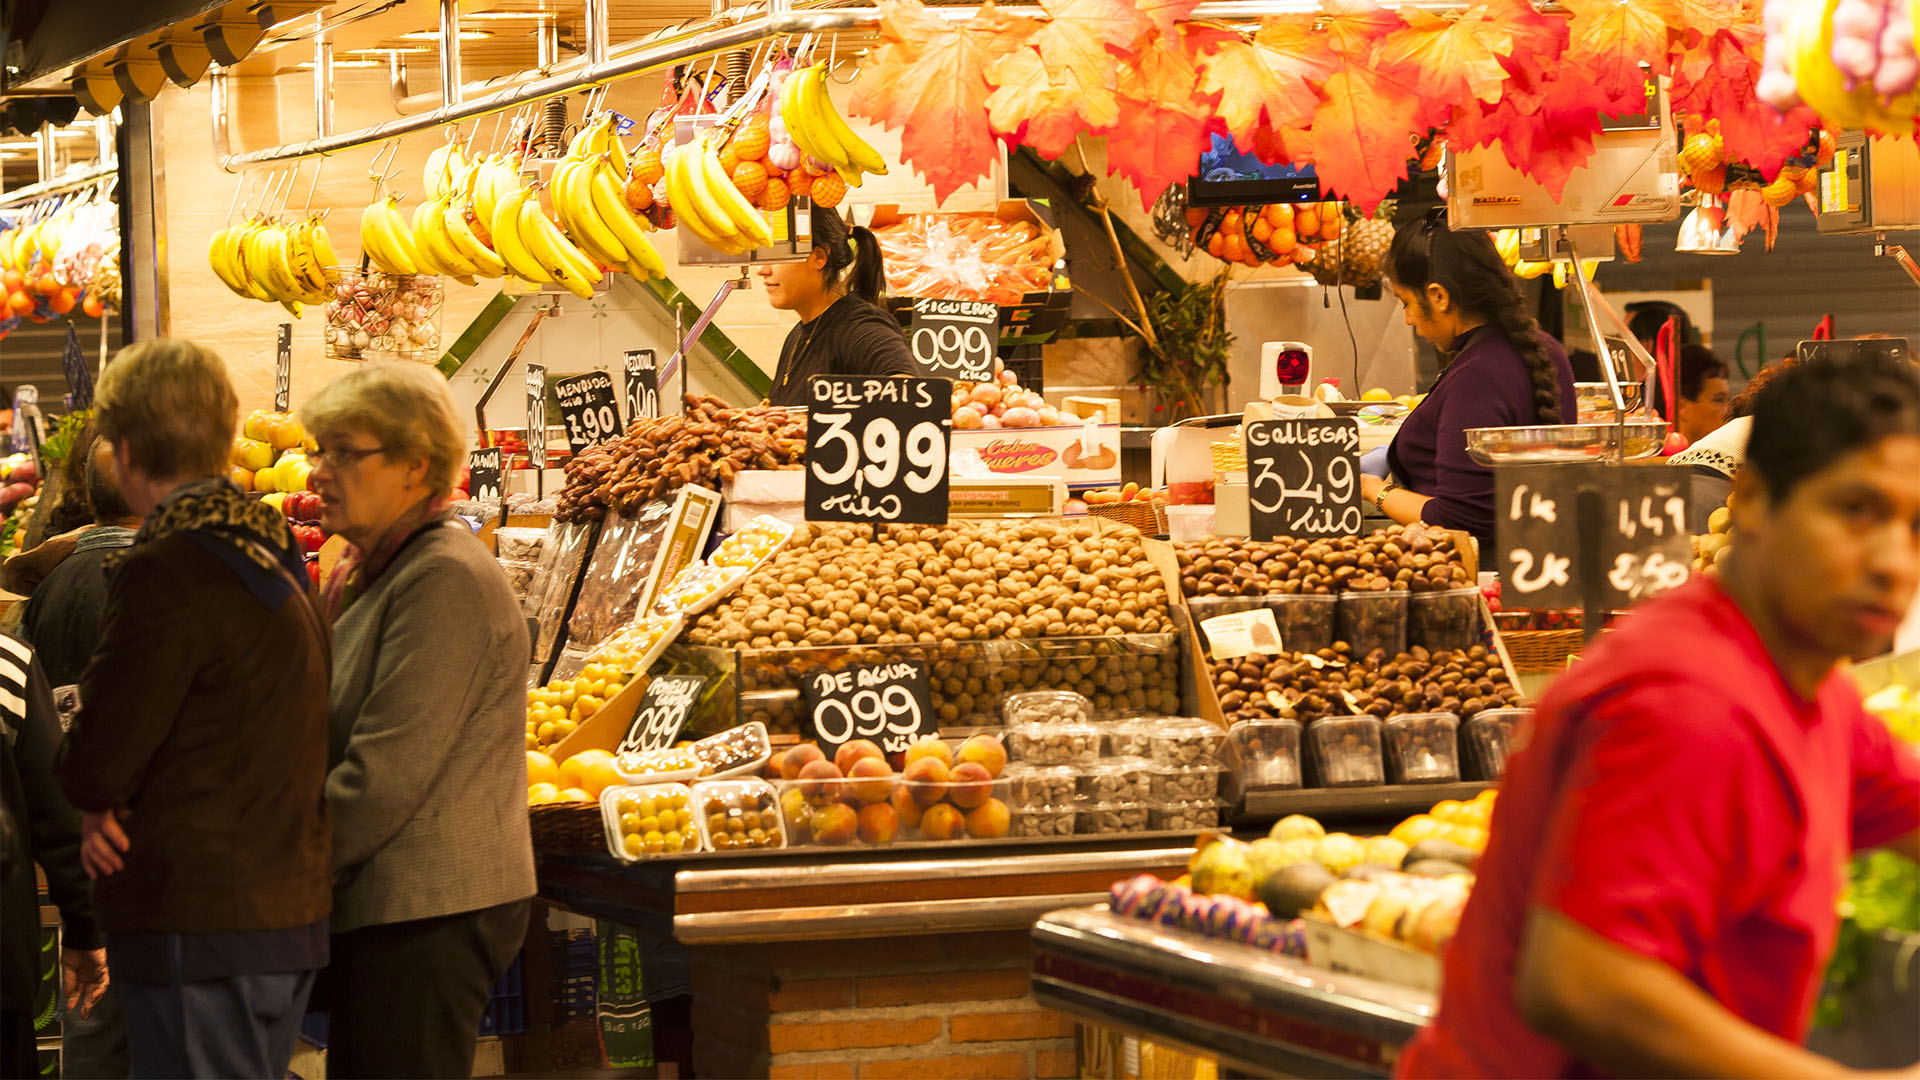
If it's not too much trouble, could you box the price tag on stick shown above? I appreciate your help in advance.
[274,323,293,412]
[1244,418,1364,539]
[906,299,997,382]
[804,376,952,525]
[554,371,622,454]
[802,660,937,756]
[623,349,659,422]
[467,447,503,501]
[617,674,705,756]
[61,324,94,410]
[525,363,548,470]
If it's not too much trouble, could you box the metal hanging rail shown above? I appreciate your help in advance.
[0,161,118,209]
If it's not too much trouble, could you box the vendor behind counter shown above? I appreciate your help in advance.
[760,206,923,406]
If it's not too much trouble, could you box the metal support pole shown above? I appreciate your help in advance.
[584,0,609,67]
[537,19,560,71]
[314,14,334,138]
[439,0,464,106]
[36,123,55,184]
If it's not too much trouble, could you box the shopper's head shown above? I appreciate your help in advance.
[299,362,464,548]
[1387,216,1562,423]
[1664,344,1731,444]
[85,434,133,525]
[1732,344,1920,660]
[94,339,239,515]
[755,206,884,317]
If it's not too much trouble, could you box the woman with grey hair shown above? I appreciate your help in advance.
[299,362,534,1078]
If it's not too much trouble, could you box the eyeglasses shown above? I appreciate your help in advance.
[311,445,387,469]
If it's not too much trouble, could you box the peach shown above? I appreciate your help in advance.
[956,734,1008,778]
[779,786,812,838]
[848,756,894,804]
[766,748,789,778]
[891,785,925,829]
[903,735,954,770]
[797,759,845,799]
[857,803,899,845]
[780,742,825,780]
[918,802,966,841]
[964,798,1011,839]
[901,757,951,805]
[834,739,886,775]
[947,762,994,809]
[810,802,858,845]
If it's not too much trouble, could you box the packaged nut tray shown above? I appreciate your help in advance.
[1009,805,1077,838]
[1305,715,1385,787]
[1005,763,1078,808]
[1101,717,1157,759]
[1222,718,1304,798]
[1384,711,1461,783]
[1148,718,1228,767]
[585,613,684,676]
[1146,763,1224,802]
[1075,801,1149,835]
[693,778,786,851]
[1174,527,1472,599]
[1207,644,1520,728]
[569,500,676,652]
[615,744,703,784]
[1276,594,1338,654]
[1149,799,1224,832]
[654,562,750,618]
[1002,690,1093,727]
[1409,586,1481,653]
[498,559,538,600]
[689,722,770,779]
[601,783,702,859]
[710,515,796,570]
[494,526,548,562]
[1007,720,1101,766]
[1337,590,1409,659]
[1464,707,1528,780]
[1074,757,1152,804]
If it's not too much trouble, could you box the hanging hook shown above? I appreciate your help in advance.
[224,171,252,225]
[302,156,324,216]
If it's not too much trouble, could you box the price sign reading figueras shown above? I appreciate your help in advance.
[1245,418,1364,540]
[554,371,622,454]
[525,363,548,470]
[617,674,705,757]
[906,298,997,382]
[274,323,293,412]
[467,447,503,501]
[804,376,951,525]
[802,660,936,755]
[623,349,659,423]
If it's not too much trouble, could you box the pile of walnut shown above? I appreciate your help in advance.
[1210,643,1518,726]
[689,520,1174,649]
[1177,525,1471,596]
[555,394,805,522]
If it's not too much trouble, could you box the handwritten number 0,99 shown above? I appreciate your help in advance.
[814,686,923,744]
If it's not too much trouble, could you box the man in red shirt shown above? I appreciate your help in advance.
[1400,346,1920,1078]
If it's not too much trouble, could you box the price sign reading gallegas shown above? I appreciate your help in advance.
[274,323,293,411]
[623,349,659,422]
[1244,418,1364,540]
[801,660,936,756]
[467,447,503,501]
[525,363,548,470]
[554,371,621,454]
[805,375,952,525]
[906,299,997,383]
[617,675,705,757]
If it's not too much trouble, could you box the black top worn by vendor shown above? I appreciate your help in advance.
[762,206,921,406]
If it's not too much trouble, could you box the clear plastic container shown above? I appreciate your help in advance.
[653,562,750,618]
[493,526,547,562]
[1074,757,1153,805]
[1465,708,1529,780]
[1149,799,1225,831]
[1101,718,1158,759]
[1007,721,1102,766]
[498,558,538,598]
[1409,586,1481,653]
[777,775,902,847]
[1075,801,1149,835]
[614,744,703,784]
[1384,712,1462,783]
[1337,589,1409,658]
[692,778,787,851]
[1005,763,1078,809]
[600,783,702,860]
[1222,719,1304,799]
[1305,715,1385,787]
[1148,718,1228,768]
[1276,594,1338,654]
[1146,763,1224,802]
[1009,805,1077,838]
[901,777,1013,842]
[1001,690,1094,727]
[690,721,770,779]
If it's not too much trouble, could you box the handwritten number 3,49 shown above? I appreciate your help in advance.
[810,412,945,493]
[814,686,923,745]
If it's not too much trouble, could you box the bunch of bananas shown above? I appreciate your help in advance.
[208,216,338,316]
[359,196,428,278]
[551,115,667,281]
[1491,229,1597,287]
[663,130,776,256]
[424,140,471,202]
[778,62,887,187]
[1,212,65,277]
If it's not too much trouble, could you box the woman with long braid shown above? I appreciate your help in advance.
[1361,215,1577,554]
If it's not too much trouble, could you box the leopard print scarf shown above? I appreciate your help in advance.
[113,477,306,591]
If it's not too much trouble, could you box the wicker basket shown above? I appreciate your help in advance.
[1500,628,1586,671]
[530,801,606,855]
[1087,501,1161,533]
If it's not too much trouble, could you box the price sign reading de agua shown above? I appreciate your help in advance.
[554,371,621,454]
[802,659,936,756]
[805,375,951,525]
[907,299,997,383]
[1245,418,1363,540]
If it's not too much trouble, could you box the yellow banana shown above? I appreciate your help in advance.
[423,195,483,278]
[669,143,743,250]
[555,158,629,269]
[587,157,665,278]
[361,197,422,276]
[444,197,508,278]
[803,63,886,178]
[208,226,251,296]
[697,140,774,249]
[489,187,552,283]
[518,198,601,299]
[310,218,339,270]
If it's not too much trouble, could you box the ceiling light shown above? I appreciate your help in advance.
[299,59,383,68]
[396,29,493,40]
[462,11,558,20]
[347,46,435,56]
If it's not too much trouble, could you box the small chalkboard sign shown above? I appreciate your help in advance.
[1245,418,1363,539]
[804,375,951,525]
[906,298,997,382]
[1495,463,1693,612]
[623,349,659,422]
[1594,467,1692,605]
[554,371,621,454]
[617,674,704,757]
[61,325,94,410]
[525,363,548,470]
[274,323,293,412]
[801,659,936,755]
[1495,464,1581,609]
[468,446,503,501]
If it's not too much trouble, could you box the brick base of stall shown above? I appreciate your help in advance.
[691,930,1078,1079]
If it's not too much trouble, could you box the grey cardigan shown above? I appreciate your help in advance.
[326,520,536,932]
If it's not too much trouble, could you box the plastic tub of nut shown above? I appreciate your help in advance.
[600,783,702,860]
[1305,715,1385,787]
[1147,718,1228,768]
[1464,707,1529,780]
[1409,586,1482,653]
[1149,798,1225,832]
[692,778,787,852]
[1100,717,1158,759]
[1277,594,1339,654]
[1146,762,1225,803]
[1222,718,1304,800]
[1007,721,1102,766]
[1073,756,1153,805]
[1337,589,1409,658]
[1074,800,1150,835]
[1383,712,1462,783]
[1004,763,1078,809]
[1009,804,1077,838]
[1001,690,1094,726]
[690,721,771,780]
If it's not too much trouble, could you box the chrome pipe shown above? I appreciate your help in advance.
[388,53,409,105]
[36,123,55,183]
[584,0,609,67]
[537,18,560,71]
[0,161,117,208]
[439,0,463,106]
[314,15,334,138]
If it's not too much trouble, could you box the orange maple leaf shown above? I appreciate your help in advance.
[1562,0,1677,107]
[1320,0,1404,64]
[1309,65,1428,212]
[1199,16,1337,150]
[985,47,1110,158]
[1134,0,1204,41]
[1028,0,1147,123]
[1106,27,1228,210]
[1377,9,1513,105]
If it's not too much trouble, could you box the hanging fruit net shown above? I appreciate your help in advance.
[323,269,443,363]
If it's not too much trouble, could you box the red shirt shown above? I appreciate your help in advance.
[1398,578,1920,1078]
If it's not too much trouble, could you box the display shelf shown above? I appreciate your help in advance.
[1235,781,1494,826]
[1031,905,1434,1079]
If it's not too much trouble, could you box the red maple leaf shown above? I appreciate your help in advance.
[1104,27,1228,210]
[1480,0,1567,56]
[1199,16,1337,149]
[1310,65,1427,211]
[1028,0,1149,123]
[985,47,1103,157]
[1251,121,1314,165]
[1562,0,1676,109]
[1445,63,1609,199]
[1670,29,1816,176]
[852,0,1034,202]
[1320,0,1404,63]
[1377,9,1513,105]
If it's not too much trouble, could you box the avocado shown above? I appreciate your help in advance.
[1259,861,1336,918]
[1404,858,1472,878]
[1402,838,1480,872]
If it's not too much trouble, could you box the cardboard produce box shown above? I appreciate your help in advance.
[872,200,1073,347]
[951,421,1122,491]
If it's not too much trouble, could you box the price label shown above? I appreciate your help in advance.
[617,674,704,756]
[468,447,503,501]
[1244,418,1363,540]
[1495,464,1580,610]
[801,660,936,756]
[11,386,37,453]
[623,349,659,422]
[274,323,292,412]
[525,363,548,470]
[906,298,997,382]
[804,376,951,525]
[554,371,621,454]
[61,324,94,410]
[1496,463,1696,611]
[1596,470,1693,605]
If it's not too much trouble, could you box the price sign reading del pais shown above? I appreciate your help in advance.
[804,376,951,525]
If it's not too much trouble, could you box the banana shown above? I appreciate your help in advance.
[669,143,744,250]
[251,224,304,304]
[802,63,886,178]
[489,187,553,283]
[407,199,452,275]
[232,221,277,301]
[287,219,331,298]
[419,194,483,278]
[784,66,858,186]
[518,198,601,299]
[587,158,665,278]
[425,143,458,201]
[555,158,629,269]
[208,226,251,296]
[310,218,339,270]
[361,197,423,276]
[444,197,508,278]
[696,140,775,249]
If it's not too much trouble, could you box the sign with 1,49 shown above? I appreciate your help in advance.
[1495,463,1694,611]
[554,371,622,454]
[1245,418,1364,540]
[802,660,936,756]
[804,375,951,525]
[907,298,997,382]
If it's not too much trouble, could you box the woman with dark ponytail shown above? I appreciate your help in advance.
[758,206,922,405]
[1362,214,1577,551]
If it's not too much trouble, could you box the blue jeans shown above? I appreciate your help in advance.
[61,979,129,1079]
[121,971,315,1079]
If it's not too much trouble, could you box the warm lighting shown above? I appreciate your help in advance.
[396,29,494,40]
[461,10,558,20]
[347,46,435,56]
[299,59,382,68]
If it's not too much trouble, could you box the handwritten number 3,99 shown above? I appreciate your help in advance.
[811,412,945,494]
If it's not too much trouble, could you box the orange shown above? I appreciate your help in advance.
[558,787,593,803]
[527,751,560,787]
[1430,799,1470,825]
[528,782,561,805]
[731,161,769,204]
[759,177,791,213]
[732,116,771,162]
[810,172,847,209]
[1452,825,1490,852]
[631,144,665,185]
[1390,813,1442,847]
[787,170,815,199]
[558,748,613,791]
[581,756,626,799]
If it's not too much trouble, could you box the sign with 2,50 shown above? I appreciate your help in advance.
[802,660,936,756]
[1495,463,1693,612]
[1245,418,1363,540]
[805,375,951,525]
[554,371,622,454]
[907,298,997,382]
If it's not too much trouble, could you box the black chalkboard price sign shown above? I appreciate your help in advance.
[801,660,936,756]
[554,371,621,454]
[467,447,503,501]
[617,674,705,756]
[623,348,659,422]
[525,363,547,470]
[1495,463,1695,614]
[1595,468,1692,604]
[1494,464,1580,610]
[804,375,951,525]
[274,323,293,411]
[1244,418,1364,539]
[906,298,997,382]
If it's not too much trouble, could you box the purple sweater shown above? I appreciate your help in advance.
[1387,327,1578,544]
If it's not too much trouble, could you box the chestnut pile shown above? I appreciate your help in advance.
[556,395,805,522]
[1210,644,1518,726]
[1177,526,1471,597]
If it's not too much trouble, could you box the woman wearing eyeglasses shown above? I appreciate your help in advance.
[1360,216,1577,555]
[299,363,534,1078]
